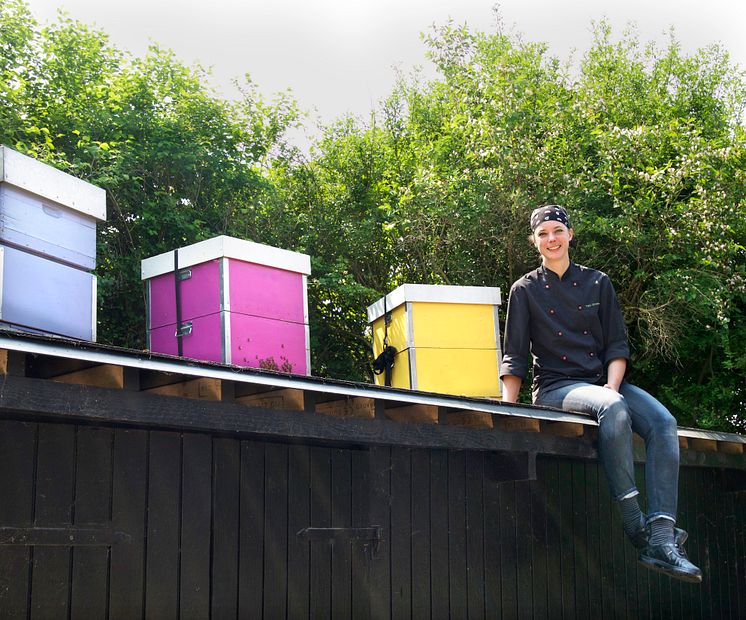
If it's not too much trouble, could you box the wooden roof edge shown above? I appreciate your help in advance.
[0,330,744,447]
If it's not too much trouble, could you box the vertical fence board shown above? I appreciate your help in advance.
[109,429,147,620]
[0,421,36,619]
[515,478,532,619]
[331,448,352,618]
[499,480,518,619]
[430,449,450,617]
[391,447,413,618]
[466,451,486,619]
[530,463,548,620]
[144,431,181,620]
[350,448,372,620]
[368,446,391,619]
[309,446,332,618]
[212,438,241,618]
[448,450,467,618]
[30,424,75,620]
[571,461,589,619]
[238,440,265,617]
[410,448,431,620]
[287,444,311,618]
[585,461,602,620]
[262,442,288,618]
[70,427,112,620]
[179,433,212,619]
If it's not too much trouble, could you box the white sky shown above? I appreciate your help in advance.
[22,0,746,143]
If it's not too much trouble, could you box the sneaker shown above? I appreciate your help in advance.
[629,524,688,550]
[639,543,703,583]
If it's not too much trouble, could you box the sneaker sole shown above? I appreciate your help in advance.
[638,556,702,584]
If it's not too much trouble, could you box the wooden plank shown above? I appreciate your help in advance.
[448,450,467,618]
[212,438,241,618]
[390,447,413,619]
[350,449,372,620]
[494,416,540,433]
[52,364,124,389]
[309,447,332,619]
[445,410,493,428]
[543,421,585,437]
[430,449,450,616]
[109,429,147,620]
[316,396,376,419]
[585,461,603,620]
[287,445,311,618]
[690,438,718,453]
[144,431,181,620]
[70,427,112,620]
[368,447,391,619]
[145,377,221,400]
[465,451,486,619]
[0,420,36,619]
[544,459,563,617]
[530,459,549,620]
[263,442,288,619]
[237,441,265,618]
[679,436,689,450]
[558,460,576,620]
[718,441,743,455]
[499,480,518,618]
[410,449,431,619]
[0,349,8,374]
[571,461,589,619]
[30,424,75,619]
[235,388,305,412]
[515,476,533,618]
[331,448,353,618]
[179,433,212,619]
[385,404,438,424]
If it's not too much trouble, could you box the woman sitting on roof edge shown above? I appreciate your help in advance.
[499,204,702,584]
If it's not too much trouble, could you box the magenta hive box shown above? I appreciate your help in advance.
[141,236,311,375]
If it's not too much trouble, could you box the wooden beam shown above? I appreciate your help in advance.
[0,349,7,374]
[718,441,743,455]
[315,397,376,419]
[445,411,494,428]
[542,421,586,438]
[145,378,221,401]
[384,404,438,424]
[678,436,689,450]
[689,438,718,453]
[51,364,124,390]
[235,388,305,412]
[493,416,540,433]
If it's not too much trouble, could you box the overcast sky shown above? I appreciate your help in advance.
[23,0,746,141]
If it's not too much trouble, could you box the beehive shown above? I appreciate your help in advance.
[0,146,106,340]
[367,284,502,397]
[142,236,311,374]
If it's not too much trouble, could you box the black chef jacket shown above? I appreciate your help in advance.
[500,262,630,392]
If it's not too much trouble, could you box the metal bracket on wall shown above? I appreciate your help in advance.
[297,526,383,559]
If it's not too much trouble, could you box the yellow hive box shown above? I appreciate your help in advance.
[367,284,502,398]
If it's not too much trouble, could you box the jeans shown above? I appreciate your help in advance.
[534,381,679,522]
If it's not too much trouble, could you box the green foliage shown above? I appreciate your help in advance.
[2,1,744,429]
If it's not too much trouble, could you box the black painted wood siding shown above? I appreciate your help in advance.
[0,418,744,619]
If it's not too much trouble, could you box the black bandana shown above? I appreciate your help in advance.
[530,205,571,231]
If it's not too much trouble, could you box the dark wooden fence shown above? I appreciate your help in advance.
[1,417,744,619]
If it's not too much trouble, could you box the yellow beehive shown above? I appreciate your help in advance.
[367,284,502,398]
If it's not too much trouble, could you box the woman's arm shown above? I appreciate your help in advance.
[604,358,627,392]
[501,375,523,403]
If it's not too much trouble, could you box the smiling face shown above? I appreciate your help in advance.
[532,220,573,266]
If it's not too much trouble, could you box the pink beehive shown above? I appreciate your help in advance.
[141,236,311,374]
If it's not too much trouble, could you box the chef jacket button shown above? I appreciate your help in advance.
[549,309,555,315]
[589,352,595,357]
[583,330,589,335]
[573,281,578,286]
[545,284,550,289]
[561,355,568,361]
[577,305,583,310]
[557,331,563,336]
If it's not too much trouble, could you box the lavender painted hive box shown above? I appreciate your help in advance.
[141,236,312,374]
[0,146,106,340]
